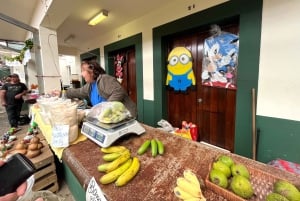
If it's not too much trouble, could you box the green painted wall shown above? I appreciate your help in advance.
[104,33,144,122]
[256,116,300,164]
[80,48,100,63]
[152,0,263,159]
[62,162,86,201]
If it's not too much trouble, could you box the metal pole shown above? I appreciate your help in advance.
[252,88,257,160]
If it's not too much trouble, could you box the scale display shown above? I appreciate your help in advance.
[81,119,145,147]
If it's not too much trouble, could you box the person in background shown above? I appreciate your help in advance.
[65,60,137,117]
[0,74,28,129]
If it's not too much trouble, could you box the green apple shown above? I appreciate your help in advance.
[212,161,231,178]
[209,169,228,188]
[217,155,234,168]
[274,180,300,201]
[230,175,254,199]
[231,163,250,179]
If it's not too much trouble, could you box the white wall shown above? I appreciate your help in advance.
[257,0,300,121]
[59,55,76,86]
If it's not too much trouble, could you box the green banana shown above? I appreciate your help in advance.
[183,169,201,189]
[137,139,151,155]
[102,152,123,161]
[105,149,131,172]
[99,158,133,184]
[151,139,158,157]
[173,186,194,200]
[177,177,202,198]
[156,139,164,155]
[115,157,140,187]
[97,163,111,172]
[101,146,127,153]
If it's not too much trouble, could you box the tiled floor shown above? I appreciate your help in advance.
[0,106,75,200]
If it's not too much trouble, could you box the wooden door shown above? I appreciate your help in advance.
[167,24,239,152]
[112,47,137,104]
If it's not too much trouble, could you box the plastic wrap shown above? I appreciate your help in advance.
[87,101,131,123]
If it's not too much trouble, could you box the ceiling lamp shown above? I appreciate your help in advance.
[88,10,108,26]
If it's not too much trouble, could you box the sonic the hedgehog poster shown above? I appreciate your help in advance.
[201,25,239,89]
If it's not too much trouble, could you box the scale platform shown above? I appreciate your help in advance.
[81,117,146,147]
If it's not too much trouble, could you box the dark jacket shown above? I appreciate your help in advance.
[66,74,137,117]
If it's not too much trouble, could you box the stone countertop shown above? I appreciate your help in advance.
[62,124,300,201]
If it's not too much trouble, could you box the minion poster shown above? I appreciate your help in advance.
[166,47,196,92]
[201,27,239,89]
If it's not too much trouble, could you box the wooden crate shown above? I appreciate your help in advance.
[31,140,59,193]
[9,131,59,193]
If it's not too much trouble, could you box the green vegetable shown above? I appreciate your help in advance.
[137,140,151,155]
[156,139,164,155]
[151,139,158,157]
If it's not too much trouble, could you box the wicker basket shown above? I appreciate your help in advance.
[205,162,281,201]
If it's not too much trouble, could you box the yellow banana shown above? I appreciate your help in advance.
[173,186,195,200]
[115,157,140,187]
[184,198,206,201]
[105,149,131,172]
[177,177,202,198]
[183,169,201,189]
[100,146,127,153]
[102,152,123,161]
[99,158,132,184]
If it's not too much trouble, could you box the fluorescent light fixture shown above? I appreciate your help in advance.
[88,10,108,26]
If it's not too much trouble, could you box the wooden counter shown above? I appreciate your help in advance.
[61,124,300,201]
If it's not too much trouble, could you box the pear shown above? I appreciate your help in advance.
[217,155,234,168]
[274,180,300,201]
[209,169,228,188]
[230,175,254,199]
[231,163,250,179]
[266,192,289,201]
[212,161,231,178]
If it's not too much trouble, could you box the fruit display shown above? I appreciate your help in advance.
[173,169,206,201]
[207,154,255,199]
[137,138,164,157]
[98,145,140,186]
[96,101,130,123]
[266,180,300,201]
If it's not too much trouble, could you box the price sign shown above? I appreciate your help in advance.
[86,177,107,201]
[52,124,69,148]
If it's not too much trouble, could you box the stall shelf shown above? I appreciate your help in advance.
[32,108,300,200]
[61,124,300,201]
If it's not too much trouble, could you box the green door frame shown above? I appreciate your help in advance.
[104,33,144,122]
[153,0,263,158]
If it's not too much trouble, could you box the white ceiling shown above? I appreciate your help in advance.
[0,0,174,51]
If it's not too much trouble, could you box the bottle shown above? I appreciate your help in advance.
[190,124,198,141]
[61,89,67,100]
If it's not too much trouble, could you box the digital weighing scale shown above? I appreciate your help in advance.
[81,117,146,147]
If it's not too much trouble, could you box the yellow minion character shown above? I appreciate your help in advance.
[166,47,196,91]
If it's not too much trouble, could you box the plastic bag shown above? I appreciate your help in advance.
[87,101,131,123]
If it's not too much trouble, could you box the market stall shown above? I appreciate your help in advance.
[31,104,300,201]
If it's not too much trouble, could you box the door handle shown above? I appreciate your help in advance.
[197,98,202,103]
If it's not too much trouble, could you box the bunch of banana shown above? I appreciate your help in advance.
[97,146,140,186]
[173,169,206,201]
[137,138,164,157]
